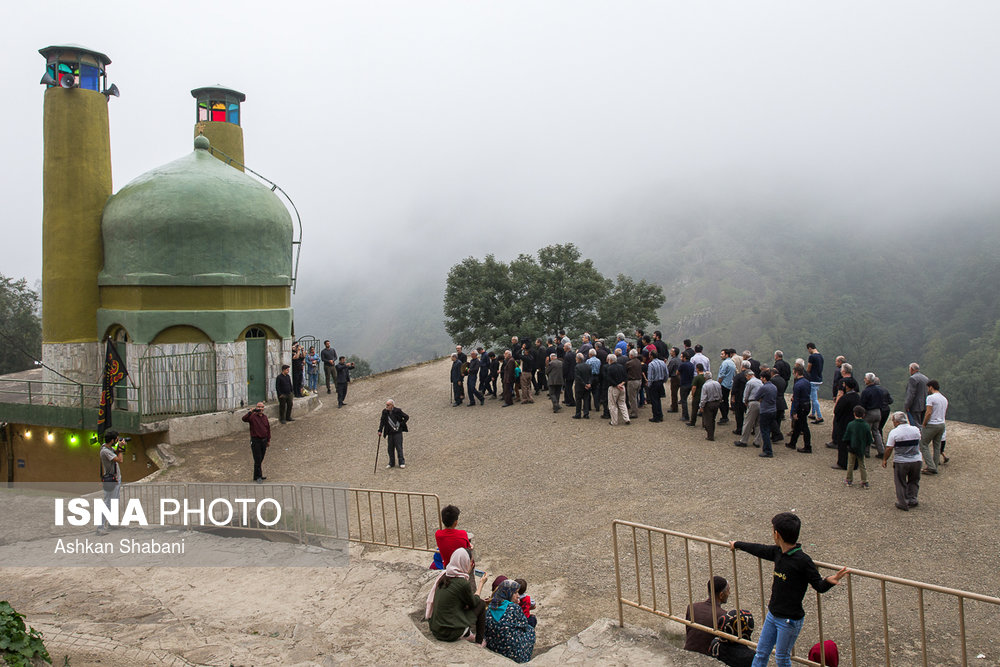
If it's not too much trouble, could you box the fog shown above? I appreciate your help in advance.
[4,1,1000,366]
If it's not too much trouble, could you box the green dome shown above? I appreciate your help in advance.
[99,139,293,287]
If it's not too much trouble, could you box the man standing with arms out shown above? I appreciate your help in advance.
[677,351,696,422]
[717,349,737,426]
[97,431,124,535]
[501,350,516,407]
[378,399,409,469]
[625,349,643,419]
[645,350,667,423]
[242,402,270,483]
[320,340,337,395]
[805,343,824,424]
[860,373,886,458]
[450,353,464,407]
[756,370,778,458]
[335,356,355,408]
[276,364,294,423]
[699,373,723,441]
[773,350,791,386]
[667,347,682,413]
[904,362,929,428]
[467,350,485,406]
[882,411,922,510]
[544,352,563,413]
[606,354,630,426]
[919,380,948,474]
[788,365,813,453]
[730,513,847,667]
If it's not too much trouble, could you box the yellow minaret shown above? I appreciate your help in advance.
[191,86,246,170]
[39,44,117,348]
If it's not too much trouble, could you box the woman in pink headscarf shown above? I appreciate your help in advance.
[426,548,490,644]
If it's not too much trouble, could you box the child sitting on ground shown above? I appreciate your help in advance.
[843,405,873,488]
[515,578,537,628]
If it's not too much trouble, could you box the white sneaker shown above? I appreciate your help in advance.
[385,464,394,469]
[400,464,406,469]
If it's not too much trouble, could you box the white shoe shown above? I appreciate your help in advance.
[400,464,406,469]
[385,464,394,469]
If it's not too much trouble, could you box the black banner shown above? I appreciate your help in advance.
[97,339,127,436]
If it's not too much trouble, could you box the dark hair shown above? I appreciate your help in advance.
[761,369,772,380]
[654,330,662,338]
[324,339,330,344]
[104,430,119,444]
[772,512,801,544]
[708,575,728,598]
[642,335,652,345]
[684,339,692,347]
[339,356,345,361]
[842,377,859,392]
[281,364,290,371]
[681,351,691,360]
[671,347,680,355]
[695,363,704,372]
[694,344,703,353]
[853,405,866,418]
[806,342,816,349]
[927,379,940,391]
[516,578,527,595]
[441,505,460,528]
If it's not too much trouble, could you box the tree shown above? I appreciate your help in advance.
[443,244,665,348]
[345,355,373,379]
[0,274,41,375]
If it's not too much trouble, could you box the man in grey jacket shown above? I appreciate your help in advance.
[545,353,564,413]
[904,362,929,427]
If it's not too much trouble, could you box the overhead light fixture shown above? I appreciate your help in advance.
[46,431,55,443]
[24,430,32,439]
[104,83,120,98]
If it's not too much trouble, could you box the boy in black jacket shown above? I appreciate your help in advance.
[729,513,848,667]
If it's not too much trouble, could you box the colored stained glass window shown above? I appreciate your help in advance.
[211,102,226,122]
[79,64,100,91]
[199,107,209,121]
[228,104,239,125]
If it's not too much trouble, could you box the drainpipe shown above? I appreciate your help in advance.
[2,423,13,485]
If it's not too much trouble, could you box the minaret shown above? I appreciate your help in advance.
[191,86,246,170]
[39,44,117,378]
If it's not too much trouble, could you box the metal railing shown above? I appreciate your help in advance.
[0,378,139,409]
[349,488,442,552]
[120,483,441,553]
[612,520,1000,667]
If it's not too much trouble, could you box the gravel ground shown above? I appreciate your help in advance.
[147,358,1000,663]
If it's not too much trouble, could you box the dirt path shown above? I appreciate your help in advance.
[150,359,1000,656]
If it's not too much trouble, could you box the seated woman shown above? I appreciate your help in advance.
[426,548,489,644]
[484,578,536,663]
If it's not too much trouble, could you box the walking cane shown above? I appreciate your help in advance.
[373,432,382,474]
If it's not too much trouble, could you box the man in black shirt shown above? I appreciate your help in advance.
[773,350,792,386]
[731,513,847,667]
[334,356,355,407]
[467,350,485,406]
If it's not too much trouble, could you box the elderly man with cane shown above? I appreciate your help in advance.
[377,399,410,470]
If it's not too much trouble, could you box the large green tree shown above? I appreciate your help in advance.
[0,275,41,375]
[443,244,664,349]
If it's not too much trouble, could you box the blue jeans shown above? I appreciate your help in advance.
[752,611,804,667]
[809,382,823,419]
[308,372,318,392]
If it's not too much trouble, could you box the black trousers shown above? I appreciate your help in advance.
[293,372,303,397]
[278,393,293,422]
[649,380,664,420]
[719,387,731,420]
[575,380,591,416]
[467,377,484,404]
[679,385,692,420]
[453,380,464,405]
[702,399,721,439]
[734,402,746,434]
[386,432,405,466]
[788,405,812,449]
[250,437,268,481]
[563,379,575,405]
[548,385,562,411]
[337,382,348,405]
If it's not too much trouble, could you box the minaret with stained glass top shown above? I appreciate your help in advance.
[191,86,246,171]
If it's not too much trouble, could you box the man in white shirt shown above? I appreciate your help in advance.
[691,345,711,378]
[919,380,948,474]
[882,412,924,510]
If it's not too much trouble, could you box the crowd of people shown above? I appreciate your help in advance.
[449,332,950,512]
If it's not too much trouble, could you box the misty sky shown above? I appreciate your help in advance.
[4,1,1000,290]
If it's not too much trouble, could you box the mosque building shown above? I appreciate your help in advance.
[0,44,299,482]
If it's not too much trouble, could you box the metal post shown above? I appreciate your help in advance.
[613,522,624,627]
